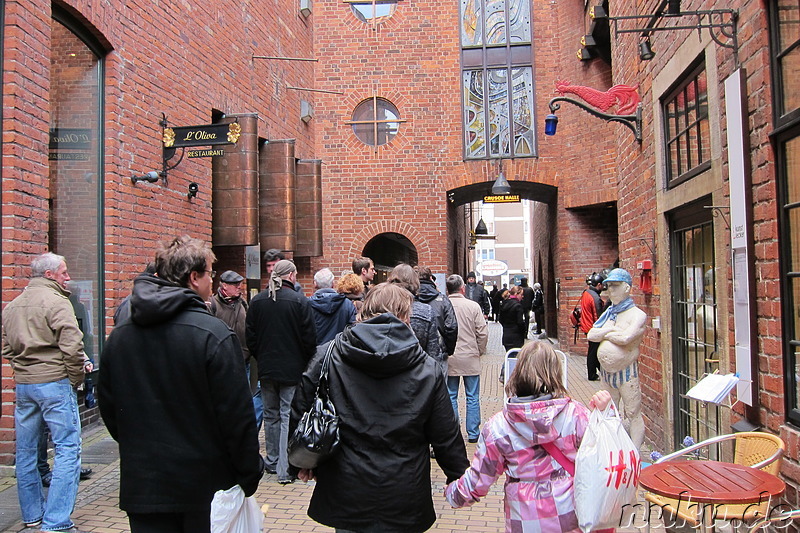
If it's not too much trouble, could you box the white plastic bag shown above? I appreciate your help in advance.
[210,485,263,533]
[574,403,640,532]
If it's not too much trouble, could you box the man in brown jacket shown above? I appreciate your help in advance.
[445,274,488,443]
[2,252,90,532]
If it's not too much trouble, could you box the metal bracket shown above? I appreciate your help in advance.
[606,9,738,66]
[548,97,642,142]
[704,205,731,230]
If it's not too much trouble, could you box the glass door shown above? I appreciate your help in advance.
[670,203,721,448]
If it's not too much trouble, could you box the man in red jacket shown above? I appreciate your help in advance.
[579,272,606,381]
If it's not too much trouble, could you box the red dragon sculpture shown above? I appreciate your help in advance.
[555,81,641,115]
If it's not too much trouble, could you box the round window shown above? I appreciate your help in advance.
[350,98,400,146]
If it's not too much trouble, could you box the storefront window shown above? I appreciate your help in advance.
[49,8,105,365]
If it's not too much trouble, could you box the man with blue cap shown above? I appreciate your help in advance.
[587,268,647,448]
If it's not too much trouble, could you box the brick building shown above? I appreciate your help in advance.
[1,0,799,516]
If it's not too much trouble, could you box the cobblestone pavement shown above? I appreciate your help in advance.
[0,322,663,532]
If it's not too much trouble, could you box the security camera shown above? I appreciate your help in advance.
[187,182,199,199]
[131,171,162,184]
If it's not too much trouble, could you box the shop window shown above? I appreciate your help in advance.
[348,97,403,147]
[772,0,800,427]
[662,62,711,188]
[49,7,107,365]
[461,0,535,159]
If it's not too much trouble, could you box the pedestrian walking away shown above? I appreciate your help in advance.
[445,341,612,533]
[290,282,469,533]
[445,274,488,443]
[247,258,317,484]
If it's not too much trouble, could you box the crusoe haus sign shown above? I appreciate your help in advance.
[162,122,241,148]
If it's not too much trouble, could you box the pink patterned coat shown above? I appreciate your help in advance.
[445,397,590,533]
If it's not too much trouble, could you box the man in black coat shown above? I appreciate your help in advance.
[99,236,264,532]
[519,277,535,337]
[246,259,316,484]
[464,271,490,317]
[415,266,458,359]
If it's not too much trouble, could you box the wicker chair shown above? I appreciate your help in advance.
[747,509,800,533]
[644,432,785,530]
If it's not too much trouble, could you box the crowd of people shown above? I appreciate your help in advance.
[2,238,617,533]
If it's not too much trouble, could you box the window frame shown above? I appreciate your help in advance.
[770,0,800,427]
[345,96,406,149]
[460,0,536,160]
[661,61,711,188]
[51,5,107,364]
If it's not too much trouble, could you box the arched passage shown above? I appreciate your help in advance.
[446,180,559,335]
[362,232,418,282]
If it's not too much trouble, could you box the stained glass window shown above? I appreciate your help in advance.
[460,0,534,159]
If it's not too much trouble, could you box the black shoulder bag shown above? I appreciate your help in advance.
[287,336,340,470]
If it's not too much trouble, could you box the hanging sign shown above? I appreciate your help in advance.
[162,122,241,148]
[483,194,521,203]
[477,259,508,276]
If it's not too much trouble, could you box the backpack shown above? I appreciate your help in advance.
[569,300,582,343]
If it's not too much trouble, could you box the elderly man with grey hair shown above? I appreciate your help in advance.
[2,252,91,532]
[309,267,356,345]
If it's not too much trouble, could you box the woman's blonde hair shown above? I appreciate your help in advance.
[361,282,412,323]
[505,341,567,399]
[508,285,522,297]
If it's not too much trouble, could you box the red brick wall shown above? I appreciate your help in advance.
[1,0,316,463]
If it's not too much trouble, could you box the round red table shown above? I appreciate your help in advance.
[639,460,785,504]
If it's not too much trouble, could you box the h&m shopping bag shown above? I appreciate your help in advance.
[210,485,263,533]
[574,403,641,532]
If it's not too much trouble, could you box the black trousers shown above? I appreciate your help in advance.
[522,309,531,335]
[533,310,544,334]
[587,340,601,379]
[128,508,210,533]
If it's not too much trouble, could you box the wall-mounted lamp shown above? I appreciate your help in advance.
[666,0,680,16]
[474,218,488,236]
[131,171,164,185]
[581,35,597,47]
[577,47,595,61]
[544,114,559,136]
[300,100,314,123]
[639,37,655,60]
[187,182,199,200]
[544,82,642,142]
[300,0,312,17]
[589,5,608,19]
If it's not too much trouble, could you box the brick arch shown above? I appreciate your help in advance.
[348,221,431,265]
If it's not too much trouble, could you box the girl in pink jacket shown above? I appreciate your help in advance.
[445,341,611,533]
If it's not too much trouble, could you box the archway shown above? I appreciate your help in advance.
[362,232,418,283]
[447,180,558,334]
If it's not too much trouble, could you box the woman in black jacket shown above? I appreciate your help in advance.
[498,286,526,351]
[290,283,469,533]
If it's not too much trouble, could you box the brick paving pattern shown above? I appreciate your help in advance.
[0,323,664,532]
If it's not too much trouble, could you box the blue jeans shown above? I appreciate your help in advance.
[447,375,481,440]
[261,380,295,480]
[15,379,81,530]
[246,364,264,430]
